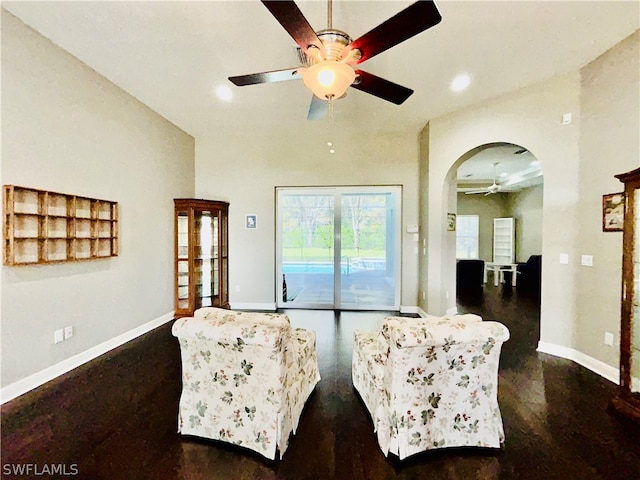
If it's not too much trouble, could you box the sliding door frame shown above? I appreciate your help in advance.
[276,186,402,310]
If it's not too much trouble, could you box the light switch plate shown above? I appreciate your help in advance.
[581,255,594,267]
[604,332,614,346]
[54,329,64,344]
[559,253,569,264]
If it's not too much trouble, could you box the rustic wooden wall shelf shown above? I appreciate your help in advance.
[3,185,118,266]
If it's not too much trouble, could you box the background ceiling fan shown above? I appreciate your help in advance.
[465,163,505,196]
[228,0,442,120]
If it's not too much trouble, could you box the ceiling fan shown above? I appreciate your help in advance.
[465,163,505,196]
[228,0,442,120]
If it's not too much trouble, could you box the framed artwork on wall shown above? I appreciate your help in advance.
[602,192,624,232]
[245,214,257,229]
[447,213,456,231]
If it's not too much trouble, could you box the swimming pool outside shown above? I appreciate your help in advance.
[282,258,386,275]
[283,262,347,274]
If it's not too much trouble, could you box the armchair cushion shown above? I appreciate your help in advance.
[172,308,320,459]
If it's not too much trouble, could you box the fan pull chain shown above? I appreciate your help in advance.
[326,97,335,155]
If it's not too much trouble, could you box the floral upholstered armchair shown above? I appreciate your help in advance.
[352,314,510,460]
[172,307,320,459]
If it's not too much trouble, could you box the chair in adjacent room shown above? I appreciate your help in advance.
[352,314,510,460]
[456,259,486,290]
[516,254,542,290]
[172,307,320,459]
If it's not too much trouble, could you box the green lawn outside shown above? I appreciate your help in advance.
[282,247,384,262]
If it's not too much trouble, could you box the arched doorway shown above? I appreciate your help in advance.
[452,142,543,350]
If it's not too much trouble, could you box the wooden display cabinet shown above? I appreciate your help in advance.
[174,199,229,317]
[3,185,118,266]
[610,167,640,425]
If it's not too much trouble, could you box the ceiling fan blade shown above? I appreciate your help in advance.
[229,67,301,86]
[348,1,442,64]
[464,190,489,195]
[307,95,328,120]
[261,1,324,54]
[351,70,413,105]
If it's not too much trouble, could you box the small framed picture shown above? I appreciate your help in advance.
[245,214,257,229]
[602,193,624,232]
[447,213,456,231]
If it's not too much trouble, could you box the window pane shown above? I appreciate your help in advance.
[456,215,479,259]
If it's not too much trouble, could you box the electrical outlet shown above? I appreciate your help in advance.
[64,326,73,340]
[235,285,241,293]
[604,332,614,346]
[54,329,64,344]
[581,255,594,267]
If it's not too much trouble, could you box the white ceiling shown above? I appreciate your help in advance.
[3,1,639,181]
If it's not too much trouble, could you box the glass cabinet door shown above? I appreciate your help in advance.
[220,210,228,307]
[194,209,219,309]
[633,190,640,394]
[176,210,190,311]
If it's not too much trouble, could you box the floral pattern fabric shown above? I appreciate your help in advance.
[172,307,320,459]
[352,314,510,460]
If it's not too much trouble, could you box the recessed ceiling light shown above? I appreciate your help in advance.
[450,74,470,92]
[327,141,333,147]
[329,149,336,154]
[215,84,233,102]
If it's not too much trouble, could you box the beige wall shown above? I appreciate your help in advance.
[194,126,421,309]
[420,29,639,374]
[507,184,543,262]
[576,30,639,368]
[1,12,195,387]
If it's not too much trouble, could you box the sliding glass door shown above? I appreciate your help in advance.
[278,189,336,307]
[276,186,401,310]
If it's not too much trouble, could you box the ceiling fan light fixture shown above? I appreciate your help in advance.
[302,61,355,100]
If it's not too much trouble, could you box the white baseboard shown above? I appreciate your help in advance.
[537,341,620,385]
[446,306,459,316]
[400,307,458,318]
[1,311,175,405]
[230,302,277,311]
[399,305,419,315]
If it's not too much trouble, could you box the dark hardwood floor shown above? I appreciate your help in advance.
[2,284,639,479]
